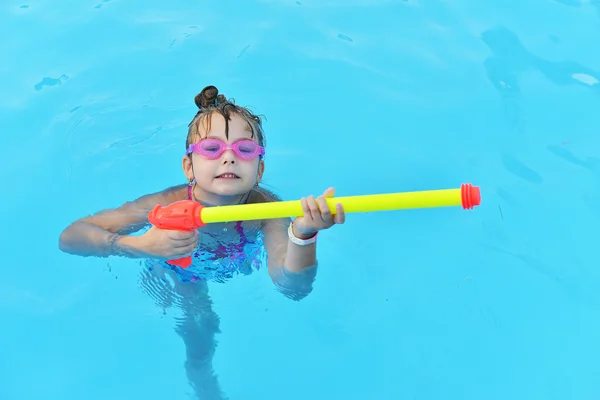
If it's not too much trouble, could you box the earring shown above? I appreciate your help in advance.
[188,178,195,186]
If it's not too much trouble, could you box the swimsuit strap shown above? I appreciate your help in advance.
[240,190,251,205]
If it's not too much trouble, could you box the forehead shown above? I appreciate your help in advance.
[201,112,252,140]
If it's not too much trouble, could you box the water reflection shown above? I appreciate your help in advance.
[482,26,600,133]
[137,220,317,399]
[482,26,600,91]
[139,266,226,400]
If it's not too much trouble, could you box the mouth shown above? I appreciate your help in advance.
[215,173,240,179]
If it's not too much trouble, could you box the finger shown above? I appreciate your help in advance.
[172,236,199,255]
[300,197,313,220]
[170,230,197,240]
[180,242,198,256]
[172,240,197,250]
[323,187,336,198]
[300,197,312,220]
[316,195,332,224]
[333,203,345,224]
[171,232,198,248]
[306,195,320,222]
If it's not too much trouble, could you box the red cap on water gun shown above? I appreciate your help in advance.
[460,183,481,210]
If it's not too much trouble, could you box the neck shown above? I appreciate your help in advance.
[191,185,249,206]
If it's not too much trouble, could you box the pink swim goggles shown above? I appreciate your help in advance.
[186,138,265,161]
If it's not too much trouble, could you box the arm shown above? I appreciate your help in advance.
[262,217,319,301]
[252,186,319,274]
[262,217,317,275]
[257,186,345,300]
[58,185,188,258]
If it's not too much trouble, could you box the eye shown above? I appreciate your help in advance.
[201,142,221,152]
[238,142,256,154]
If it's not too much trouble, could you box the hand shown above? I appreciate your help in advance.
[291,187,345,239]
[122,226,199,260]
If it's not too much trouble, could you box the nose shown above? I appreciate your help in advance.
[221,148,236,164]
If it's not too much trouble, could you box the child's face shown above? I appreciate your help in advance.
[183,112,264,205]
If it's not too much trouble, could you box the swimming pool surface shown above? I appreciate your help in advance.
[2,0,600,399]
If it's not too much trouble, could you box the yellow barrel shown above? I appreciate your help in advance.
[200,186,476,224]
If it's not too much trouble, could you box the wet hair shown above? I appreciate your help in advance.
[186,85,266,153]
[185,85,283,204]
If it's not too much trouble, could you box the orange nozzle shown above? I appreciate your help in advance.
[148,200,206,231]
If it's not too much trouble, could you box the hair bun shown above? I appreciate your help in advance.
[194,85,226,109]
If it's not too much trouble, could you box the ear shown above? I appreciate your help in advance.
[256,159,265,185]
[182,155,194,182]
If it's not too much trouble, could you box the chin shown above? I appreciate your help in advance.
[211,184,252,197]
[213,189,247,197]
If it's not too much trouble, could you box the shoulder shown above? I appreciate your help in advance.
[122,184,188,210]
[159,184,189,203]
[247,186,284,204]
[248,186,291,231]
[76,184,189,234]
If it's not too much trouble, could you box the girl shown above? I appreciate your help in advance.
[58,85,345,399]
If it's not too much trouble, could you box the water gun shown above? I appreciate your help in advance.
[147,183,481,268]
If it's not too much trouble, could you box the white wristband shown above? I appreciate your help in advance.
[288,222,318,246]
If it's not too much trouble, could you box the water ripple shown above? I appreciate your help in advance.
[547,144,600,175]
[501,153,543,184]
[34,74,68,91]
[482,26,600,135]
[237,44,252,59]
[337,33,354,42]
[483,26,600,90]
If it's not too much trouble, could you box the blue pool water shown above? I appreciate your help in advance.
[2,0,600,399]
